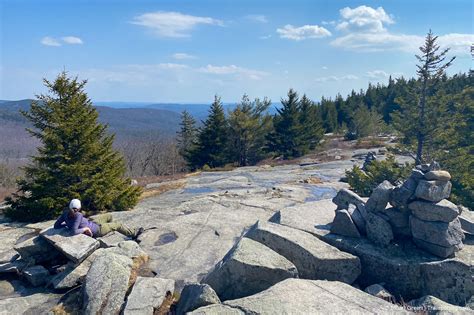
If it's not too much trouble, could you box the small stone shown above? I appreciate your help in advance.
[23,265,49,287]
[366,213,393,247]
[412,237,460,258]
[366,181,394,213]
[384,207,410,237]
[330,210,361,238]
[415,180,452,203]
[347,204,366,234]
[176,283,220,314]
[408,199,460,222]
[416,164,430,172]
[410,216,464,248]
[410,169,425,180]
[97,231,130,248]
[424,170,451,181]
[332,188,365,210]
[390,178,418,210]
[428,161,441,171]
[364,284,395,302]
[123,277,175,315]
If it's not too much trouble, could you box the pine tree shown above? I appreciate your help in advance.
[6,72,141,222]
[300,95,324,150]
[228,95,272,166]
[189,95,229,168]
[392,30,455,164]
[321,97,338,132]
[266,89,306,159]
[177,110,197,167]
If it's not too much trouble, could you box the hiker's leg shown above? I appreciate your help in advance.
[91,213,112,225]
[99,221,136,237]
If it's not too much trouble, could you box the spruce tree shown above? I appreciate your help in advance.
[392,30,455,164]
[266,89,306,159]
[300,95,324,150]
[6,72,141,222]
[189,95,229,168]
[177,110,197,167]
[228,95,272,166]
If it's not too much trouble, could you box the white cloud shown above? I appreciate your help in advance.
[331,32,422,52]
[277,24,331,40]
[336,5,393,33]
[322,66,328,70]
[131,11,224,38]
[260,34,272,40]
[41,36,61,46]
[199,64,268,80]
[437,33,474,54]
[366,70,389,79]
[61,36,83,44]
[245,14,268,23]
[315,74,358,82]
[322,21,336,26]
[172,53,197,60]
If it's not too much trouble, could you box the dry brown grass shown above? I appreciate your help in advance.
[50,286,83,315]
[0,187,15,202]
[353,138,385,149]
[139,180,186,200]
[154,291,179,315]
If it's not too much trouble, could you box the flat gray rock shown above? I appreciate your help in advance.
[97,231,130,248]
[412,237,460,258]
[123,277,175,315]
[459,210,474,235]
[332,188,365,209]
[366,180,394,213]
[347,204,366,234]
[40,227,99,264]
[384,207,410,237]
[202,237,298,301]
[391,177,418,209]
[409,199,460,222]
[246,221,360,283]
[83,249,133,314]
[23,265,49,287]
[175,283,220,315]
[14,235,58,264]
[366,213,393,247]
[330,209,361,238]
[0,249,19,264]
[410,216,464,248]
[0,292,61,315]
[408,295,472,314]
[415,180,452,203]
[189,304,245,315]
[225,279,407,314]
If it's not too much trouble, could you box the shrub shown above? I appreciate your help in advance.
[346,155,412,197]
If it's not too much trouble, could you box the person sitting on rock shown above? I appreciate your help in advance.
[54,198,144,239]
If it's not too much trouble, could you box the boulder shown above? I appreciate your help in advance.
[97,231,130,248]
[175,283,220,315]
[0,259,27,274]
[0,249,20,264]
[246,221,360,283]
[123,277,175,315]
[0,292,61,314]
[330,209,361,238]
[409,199,460,222]
[366,213,394,246]
[407,295,471,314]
[0,280,15,296]
[459,210,474,235]
[391,177,418,210]
[224,279,407,314]
[412,238,461,258]
[415,180,452,203]
[366,180,394,213]
[110,240,149,260]
[82,249,133,314]
[189,304,245,315]
[23,265,49,287]
[410,216,464,248]
[384,207,410,237]
[364,284,395,303]
[202,237,298,301]
[14,235,59,264]
[40,227,99,264]
[332,188,365,210]
[347,204,366,234]
[424,170,451,181]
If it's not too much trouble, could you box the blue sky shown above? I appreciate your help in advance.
[1,0,472,103]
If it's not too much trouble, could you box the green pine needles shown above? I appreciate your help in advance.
[6,72,141,222]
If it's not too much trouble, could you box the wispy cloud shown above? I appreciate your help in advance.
[61,36,83,44]
[315,74,358,82]
[277,24,331,40]
[41,36,84,46]
[172,53,197,60]
[245,14,268,23]
[199,64,268,80]
[131,11,224,38]
[260,34,272,40]
[41,36,61,46]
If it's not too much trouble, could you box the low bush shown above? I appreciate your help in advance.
[346,155,412,197]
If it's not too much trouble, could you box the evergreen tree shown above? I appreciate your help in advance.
[6,72,141,222]
[189,95,229,168]
[321,97,338,132]
[348,105,384,139]
[228,95,272,166]
[177,110,197,167]
[392,30,455,164]
[299,95,324,150]
[266,89,306,159]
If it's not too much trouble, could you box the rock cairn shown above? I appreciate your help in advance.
[331,162,465,258]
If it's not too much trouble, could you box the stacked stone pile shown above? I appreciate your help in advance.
[331,162,466,258]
